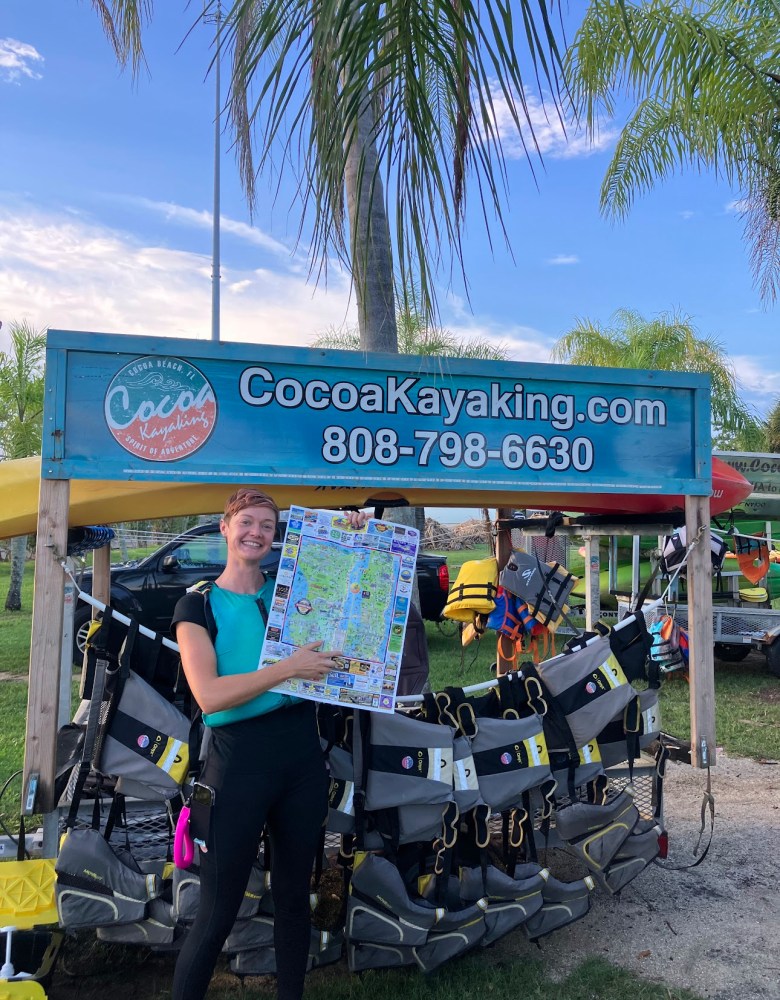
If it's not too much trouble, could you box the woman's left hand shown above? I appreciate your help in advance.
[344,510,369,529]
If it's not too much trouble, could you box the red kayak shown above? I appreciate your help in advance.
[540,456,752,517]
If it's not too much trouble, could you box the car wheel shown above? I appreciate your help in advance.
[767,639,780,679]
[713,642,751,663]
[72,605,93,666]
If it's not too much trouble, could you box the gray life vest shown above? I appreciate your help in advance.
[459,863,548,946]
[345,851,488,973]
[55,827,161,929]
[597,688,662,770]
[594,822,663,895]
[231,928,344,977]
[535,635,638,748]
[96,896,177,948]
[554,789,640,873]
[499,550,577,627]
[524,874,596,941]
[469,714,552,812]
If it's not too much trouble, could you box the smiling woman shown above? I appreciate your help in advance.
[169,487,368,1000]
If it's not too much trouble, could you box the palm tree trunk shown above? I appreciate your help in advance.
[4,534,27,611]
[344,88,397,353]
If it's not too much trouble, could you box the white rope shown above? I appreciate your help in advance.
[61,561,180,653]
[396,610,641,705]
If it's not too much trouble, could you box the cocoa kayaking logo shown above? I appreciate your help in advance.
[104,356,217,461]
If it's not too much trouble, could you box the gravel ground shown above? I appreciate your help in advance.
[516,750,780,1000]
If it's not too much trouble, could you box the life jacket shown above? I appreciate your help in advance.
[533,634,638,750]
[661,526,727,575]
[596,687,662,770]
[648,615,686,675]
[485,588,537,641]
[55,827,162,930]
[733,534,771,585]
[443,558,498,622]
[499,550,577,629]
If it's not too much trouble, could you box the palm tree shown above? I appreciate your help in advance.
[0,321,46,611]
[766,398,780,454]
[314,312,509,585]
[551,308,761,444]
[565,0,780,301]
[89,1,569,350]
[313,309,511,363]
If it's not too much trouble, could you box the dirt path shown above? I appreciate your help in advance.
[513,751,780,1000]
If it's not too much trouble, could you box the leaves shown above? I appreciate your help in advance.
[0,321,47,461]
[566,0,780,301]
[551,308,762,441]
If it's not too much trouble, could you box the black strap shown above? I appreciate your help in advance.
[66,628,110,830]
[352,710,370,850]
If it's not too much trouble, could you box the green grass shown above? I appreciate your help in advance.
[212,955,701,1000]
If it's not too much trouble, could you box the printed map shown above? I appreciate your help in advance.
[259,507,420,714]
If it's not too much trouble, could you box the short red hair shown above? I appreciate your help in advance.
[223,488,279,523]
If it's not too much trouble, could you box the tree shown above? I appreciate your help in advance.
[0,321,46,611]
[90,1,570,349]
[551,308,761,444]
[314,313,509,594]
[313,309,510,363]
[565,0,780,301]
[766,398,780,453]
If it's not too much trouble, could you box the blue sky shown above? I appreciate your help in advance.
[2,0,779,428]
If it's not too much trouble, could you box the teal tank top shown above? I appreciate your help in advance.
[204,579,297,727]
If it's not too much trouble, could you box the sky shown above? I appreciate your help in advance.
[2,1,779,430]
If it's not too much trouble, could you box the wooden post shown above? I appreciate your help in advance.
[24,477,70,816]
[685,494,716,769]
[495,508,514,675]
[92,543,111,613]
[583,534,601,631]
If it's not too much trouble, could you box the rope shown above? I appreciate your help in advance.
[61,561,180,653]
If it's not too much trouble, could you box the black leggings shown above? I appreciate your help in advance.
[172,701,328,1000]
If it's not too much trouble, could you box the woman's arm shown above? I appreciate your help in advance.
[177,622,342,716]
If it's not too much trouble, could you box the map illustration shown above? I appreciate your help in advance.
[259,507,420,713]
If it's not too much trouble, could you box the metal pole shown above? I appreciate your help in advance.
[211,2,222,342]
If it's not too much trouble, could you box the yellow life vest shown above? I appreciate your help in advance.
[443,557,499,622]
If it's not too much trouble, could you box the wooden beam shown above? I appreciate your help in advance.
[495,507,514,676]
[583,534,601,631]
[92,543,111,610]
[685,494,716,769]
[24,477,70,815]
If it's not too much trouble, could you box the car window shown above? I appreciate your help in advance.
[171,537,227,570]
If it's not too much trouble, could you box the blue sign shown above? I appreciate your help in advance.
[42,330,711,496]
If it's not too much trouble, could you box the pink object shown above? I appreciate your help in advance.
[174,803,195,869]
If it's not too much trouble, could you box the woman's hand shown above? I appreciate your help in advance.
[281,641,343,682]
[343,510,369,530]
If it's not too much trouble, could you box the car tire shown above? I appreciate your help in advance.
[713,642,751,663]
[767,639,780,679]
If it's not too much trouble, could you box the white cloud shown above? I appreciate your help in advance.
[446,319,555,364]
[126,197,293,260]
[731,355,780,407]
[679,210,694,221]
[725,199,749,215]
[0,204,355,353]
[488,89,617,161]
[546,254,579,266]
[0,38,43,84]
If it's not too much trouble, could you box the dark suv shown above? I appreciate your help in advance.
[72,520,449,663]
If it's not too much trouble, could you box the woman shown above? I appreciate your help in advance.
[171,487,366,1000]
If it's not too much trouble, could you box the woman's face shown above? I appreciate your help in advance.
[220,504,278,565]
